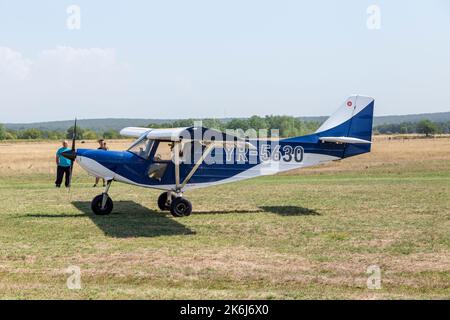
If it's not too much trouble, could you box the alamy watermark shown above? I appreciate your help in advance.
[367,5,381,30]
[67,5,81,30]
[66,265,82,290]
[366,265,382,290]
[129,121,303,168]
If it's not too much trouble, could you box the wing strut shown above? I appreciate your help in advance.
[174,142,181,190]
[173,142,216,192]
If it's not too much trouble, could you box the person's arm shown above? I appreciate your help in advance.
[56,151,60,166]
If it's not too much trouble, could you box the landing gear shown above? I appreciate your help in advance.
[91,180,113,215]
[157,191,192,217]
[157,192,174,211]
[91,194,113,215]
[170,197,192,217]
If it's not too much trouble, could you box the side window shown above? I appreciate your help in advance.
[153,141,174,162]
[180,142,191,163]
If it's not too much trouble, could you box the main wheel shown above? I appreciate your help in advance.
[157,192,174,211]
[170,197,192,217]
[91,194,114,215]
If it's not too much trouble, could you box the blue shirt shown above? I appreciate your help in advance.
[56,147,72,167]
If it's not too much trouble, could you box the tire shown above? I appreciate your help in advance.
[91,194,113,215]
[170,197,192,217]
[157,192,174,211]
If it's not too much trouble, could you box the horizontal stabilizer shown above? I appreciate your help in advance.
[319,136,372,144]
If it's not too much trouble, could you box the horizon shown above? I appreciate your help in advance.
[4,110,450,125]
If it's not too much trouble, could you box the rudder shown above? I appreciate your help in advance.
[315,95,375,158]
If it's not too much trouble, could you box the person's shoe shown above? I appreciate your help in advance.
[55,185,60,188]
[93,184,97,187]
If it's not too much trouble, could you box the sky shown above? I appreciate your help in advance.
[1,0,450,123]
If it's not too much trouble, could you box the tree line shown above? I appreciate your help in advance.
[374,119,450,136]
[0,125,122,141]
[0,117,449,141]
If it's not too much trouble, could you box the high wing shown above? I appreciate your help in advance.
[119,127,151,138]
[120,126,256,149]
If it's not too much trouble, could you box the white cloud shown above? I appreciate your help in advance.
[0,47,32,81]
[0,46,130,122]
[35,46,129,88]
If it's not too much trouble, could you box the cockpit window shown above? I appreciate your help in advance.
[128,137,154,159]
[153,141,175,162]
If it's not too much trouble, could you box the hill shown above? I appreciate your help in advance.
[3,118,169,132]
[298,112,450,126]
[372,112,450,125]
[4,112,450,131]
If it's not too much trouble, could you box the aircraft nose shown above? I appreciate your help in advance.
[61,150,77,161]
[74,149,125,180]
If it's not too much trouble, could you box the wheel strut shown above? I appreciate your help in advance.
[101,180,112,209]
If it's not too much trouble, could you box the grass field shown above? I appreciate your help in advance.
[0,137,449,299]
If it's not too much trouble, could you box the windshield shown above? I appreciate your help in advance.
[128,137,154,159]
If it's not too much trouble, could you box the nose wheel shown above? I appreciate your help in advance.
[91,194,113,215]
[91,180,114,215]
[157,192,192,217]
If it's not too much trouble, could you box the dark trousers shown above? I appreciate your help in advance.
[55,166,71,187]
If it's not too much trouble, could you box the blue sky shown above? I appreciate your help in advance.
[1,0,449,123]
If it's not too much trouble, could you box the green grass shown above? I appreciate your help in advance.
[0,162,449,299]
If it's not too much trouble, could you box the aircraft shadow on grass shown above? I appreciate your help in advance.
[73,201,195,238]
[25,204,318,238]
[26,201,195,238]
[259,206,320,216]
[193,206,320,216]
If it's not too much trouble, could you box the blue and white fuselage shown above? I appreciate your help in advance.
[74,95,374,191]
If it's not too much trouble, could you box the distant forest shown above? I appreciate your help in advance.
[374,120,450,135]
[1,116,449,140]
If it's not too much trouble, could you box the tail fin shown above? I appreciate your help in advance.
[315,95,374,139]
[315,95,375,157]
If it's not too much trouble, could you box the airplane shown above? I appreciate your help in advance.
[62,95,374,217]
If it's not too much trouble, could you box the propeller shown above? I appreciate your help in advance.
[71,118,77,152]
[62,119,78,189]
[62,119,78,161]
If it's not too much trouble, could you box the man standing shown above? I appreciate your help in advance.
[93,139,108,187]
[55,140,72,188]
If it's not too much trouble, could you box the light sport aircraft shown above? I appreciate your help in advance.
[62,95,374,217]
